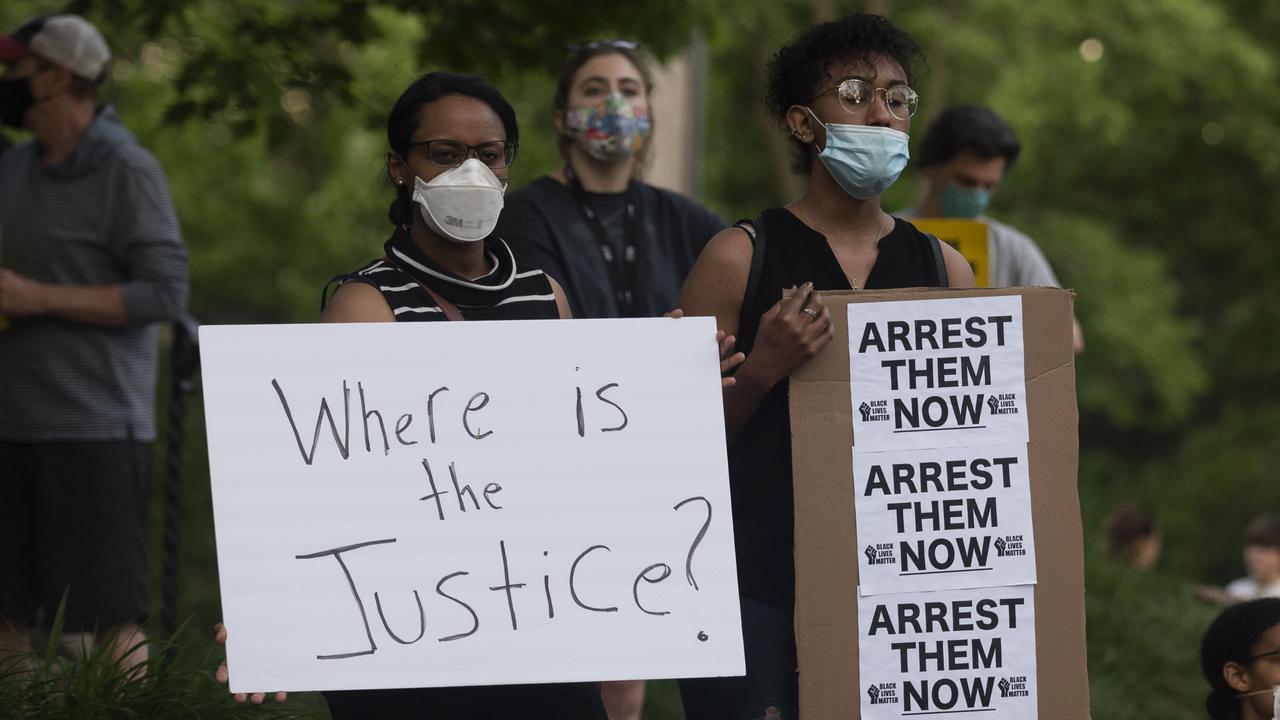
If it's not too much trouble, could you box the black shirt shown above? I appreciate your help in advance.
[731,207,947,605]
[497,176,725,319]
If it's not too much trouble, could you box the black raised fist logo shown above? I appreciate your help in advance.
[867,685,881,703]
[865,545,878,564]
[859,402,873,422]
[994,537,1008,556]
[998,678,1011,697]
[987,395,1000,414]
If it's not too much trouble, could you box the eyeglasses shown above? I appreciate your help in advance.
[565,39,642,56]
[407,139,517,169]
[810,78,919,121]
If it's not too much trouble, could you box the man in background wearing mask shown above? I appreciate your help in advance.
[0,15,188,670]
[903,105,1084,353]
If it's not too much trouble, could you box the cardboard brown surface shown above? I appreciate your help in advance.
[789,287,1087,718]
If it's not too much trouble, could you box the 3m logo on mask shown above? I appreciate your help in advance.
[444,215,483,230]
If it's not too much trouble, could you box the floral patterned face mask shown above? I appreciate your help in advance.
[564,92,652,163]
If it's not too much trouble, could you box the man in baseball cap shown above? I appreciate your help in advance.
[0,15,110,129]
[0,14,188,676]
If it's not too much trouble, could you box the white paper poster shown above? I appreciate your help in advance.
[859,585,1037,719]
[854,444,1036,595]
[200,318,744,693]
[848,296,1028,452]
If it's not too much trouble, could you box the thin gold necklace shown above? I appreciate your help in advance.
[795,203,889,290]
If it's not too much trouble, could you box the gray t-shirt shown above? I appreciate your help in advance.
[898,209,1061,289]
[0,106,188,442]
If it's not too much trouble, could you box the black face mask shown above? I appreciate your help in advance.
[0,77,35,128]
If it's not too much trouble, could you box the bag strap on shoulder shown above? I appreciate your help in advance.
[382,256,466,321]
[734,215,768,309]
[924,231,950,288]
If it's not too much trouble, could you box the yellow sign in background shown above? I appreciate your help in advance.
[910,218,991,287]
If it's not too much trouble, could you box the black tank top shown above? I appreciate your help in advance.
[731,207,947,605]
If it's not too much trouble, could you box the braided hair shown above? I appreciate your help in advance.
[1201,597,1280,719]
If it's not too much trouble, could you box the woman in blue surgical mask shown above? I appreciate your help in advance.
[676,14,974,720]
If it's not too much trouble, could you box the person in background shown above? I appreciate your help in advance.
[1227,515,1280,601]
[677,14,974,719]
[0,15,188,670]
[498,39,725,321]
[1104,503,1162,570]
[902,105,1084,354]
[1200,597,1280,720]
[496,38,728,720]
[1195,514,1280,607]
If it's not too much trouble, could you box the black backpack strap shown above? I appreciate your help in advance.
[924,231,949,287]
[734,214,768,308]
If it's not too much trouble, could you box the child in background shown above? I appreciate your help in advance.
[1228,515,1280,601]
[1195,514,1280,607]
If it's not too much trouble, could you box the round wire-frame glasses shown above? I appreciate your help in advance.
[810,78,919,120]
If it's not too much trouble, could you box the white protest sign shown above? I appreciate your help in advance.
[849,296,1028,451]
[854,443,1036,595]
[200,318,744,693]
[859,585,1037,719]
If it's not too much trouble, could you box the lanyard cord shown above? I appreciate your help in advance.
[564,163,645,317]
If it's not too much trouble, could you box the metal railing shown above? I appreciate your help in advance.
[161,314,201,639]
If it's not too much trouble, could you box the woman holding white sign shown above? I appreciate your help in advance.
[216,71,609,719]
[676,13,974,719]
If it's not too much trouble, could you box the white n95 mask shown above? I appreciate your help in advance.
[411,158,506,243]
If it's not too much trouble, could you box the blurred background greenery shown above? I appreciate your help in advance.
[3,0,1279,717]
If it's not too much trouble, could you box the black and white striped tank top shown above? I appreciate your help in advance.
[326,226,560,321]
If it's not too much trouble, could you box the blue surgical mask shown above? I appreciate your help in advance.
[806,107,909,200]
[940,183,991,219]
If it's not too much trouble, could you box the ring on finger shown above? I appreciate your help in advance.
[802,306,819,319]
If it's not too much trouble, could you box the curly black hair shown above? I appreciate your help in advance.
[917,105,1022,169]
[1201,597,1280,720]
[765,13,925,173]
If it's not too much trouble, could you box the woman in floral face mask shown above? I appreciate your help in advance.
[497,40,730,720]
[497,41,726,325]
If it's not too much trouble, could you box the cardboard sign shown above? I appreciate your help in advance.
[791,288,1086,719]
[909,218,991,287]
[200,318,744,693]
[848,296,1029,451]
[854,443,1036,595]
[859,585,1037,719]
